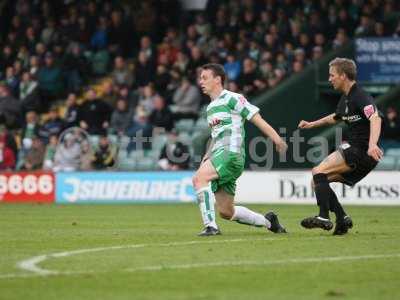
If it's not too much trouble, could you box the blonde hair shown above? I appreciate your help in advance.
[329,57,357,80]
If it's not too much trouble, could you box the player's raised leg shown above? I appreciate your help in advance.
[215,189,286,233]
[192,159,220,236]
[301,150,352,231]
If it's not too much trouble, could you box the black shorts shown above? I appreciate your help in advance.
[338,143,378,186]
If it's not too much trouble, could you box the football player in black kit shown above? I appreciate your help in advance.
[298,58,383,235]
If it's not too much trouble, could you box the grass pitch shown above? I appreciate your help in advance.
[0,203,399,300]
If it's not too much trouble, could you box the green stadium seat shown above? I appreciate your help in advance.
[386,148,400,157]
[198,105,208,118]
[119,135,131,149]
[90,135,100,147]
[175,119,195,134]
[108,134,119,145]
[178,132,192,146]
[152,134,168,151]
[146,149,162,160]
[129,150,145,160]
[134,156,157,171]
[376,156,397,170]
[116,150,136,171]
[193,119,209,132]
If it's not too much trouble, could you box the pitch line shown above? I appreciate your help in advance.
[126,253,400,272]
[1,237,397,279]
[16,237,292,276]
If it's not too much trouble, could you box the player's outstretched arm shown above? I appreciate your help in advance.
[250,113,287,154]
[298,113,338,129]
[367,112,383,161]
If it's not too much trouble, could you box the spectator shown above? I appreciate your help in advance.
[118,85,139,110]
[187,46,206,79]
[21,111,40,152]
[135,50,155,87]
[63,43,88,93]
[355,15,373,37]
[381,107,400,150]
[173,51,189,73]
[237,58,258,95]
[374,22,385,37]
[154,64,171,97]
[108,10,131,57]
[90,16,108,50]
[16,46,30,70]
[5,66,19,96]
[0,125,18,160]
[158,130,190,170]
[19,71,41,113]
[149,95,174,132]
[20,135,45,170]
[42,134,58,170]
[126,107,153,153]
[37,52,63,109]
[28,55,40,78]
[38,107,65,143]
[110,99,132,136]
[292,61,304,73]
[171,76,201,119]
[0,83,21,129]
[312,46,324,61]
[333,28,349,49]
[111,56,134,88]
[53,131,82,172]
[138,84,158,115]
[314,33,328,52]
[80,139,94,171]
[1,45,15,71]
[79,88,112,135]
[224,53,241,81]
[92,135,116,169]
[102,81,118,107]
[0,139,16,171]
[64,93,80,129]
[139,36,156,64]
[41,19,58,46]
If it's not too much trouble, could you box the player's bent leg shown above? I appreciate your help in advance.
[302,151,352,231]
[214,189,235,220]
[215,189,286,233]
[325,174,354,235]
[192,159,219,190]
[193,160,221,236]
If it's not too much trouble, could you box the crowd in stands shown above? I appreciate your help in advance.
[0,0,399,171]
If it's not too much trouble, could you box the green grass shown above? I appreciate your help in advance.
[0,203,399,300]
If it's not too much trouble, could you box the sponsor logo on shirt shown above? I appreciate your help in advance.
[209,118,221,127]
[342,115,362,122]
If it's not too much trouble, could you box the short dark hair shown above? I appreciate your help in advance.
[201,63,226,85]
[329,57,357,81]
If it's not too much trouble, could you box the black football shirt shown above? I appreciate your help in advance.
[334,83,379,148]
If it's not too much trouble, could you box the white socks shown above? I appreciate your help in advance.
[231,206,271,229]
[196,186,218,229]
[196,187,271,230]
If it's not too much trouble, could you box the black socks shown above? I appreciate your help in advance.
[313,173,346,220]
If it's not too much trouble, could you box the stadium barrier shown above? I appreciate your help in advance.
[1,171,399,205]
[237,171,400,205]
[55,171,195,204]
[0,171,55,203]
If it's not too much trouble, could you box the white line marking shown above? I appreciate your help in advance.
[126,253,400,272]
[16,237,289,275]
[2,236,397,279]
